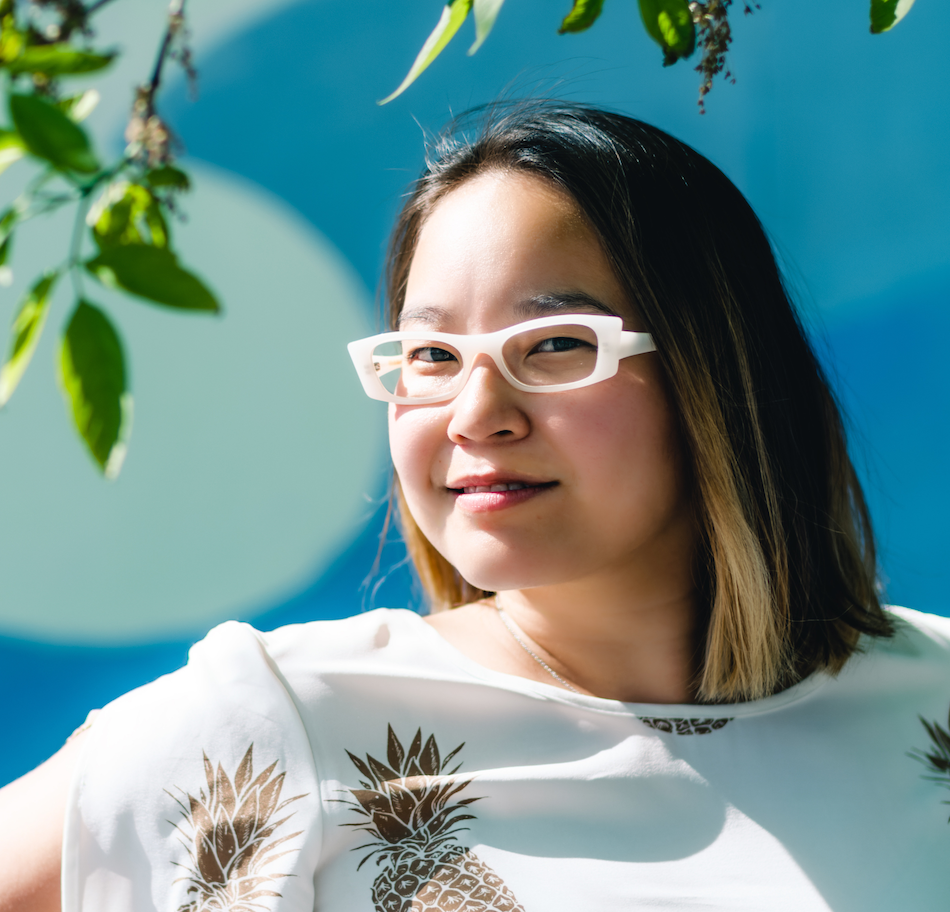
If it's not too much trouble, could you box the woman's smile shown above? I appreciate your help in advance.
[446,474,559,513]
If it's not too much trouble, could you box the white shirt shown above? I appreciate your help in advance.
[63,606,950,911]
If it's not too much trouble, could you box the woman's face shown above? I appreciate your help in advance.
[390,170,695,595]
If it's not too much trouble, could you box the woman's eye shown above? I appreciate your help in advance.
[534,336,593,354]
[407,346,457,363]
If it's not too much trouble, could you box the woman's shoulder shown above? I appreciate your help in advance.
[79,609,431,781]
[882,605,950,652]
[63,615,336,912]
[255,606,425,662]
[188,607,426,668]
[837,605,950,704]
[191,608,450,702]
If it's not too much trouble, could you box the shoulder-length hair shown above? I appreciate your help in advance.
[383,101,893,703]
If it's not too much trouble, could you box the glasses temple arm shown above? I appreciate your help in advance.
[373,355,404,377]
[618,331,656,358]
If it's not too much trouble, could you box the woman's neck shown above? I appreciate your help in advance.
[425,572,704,704]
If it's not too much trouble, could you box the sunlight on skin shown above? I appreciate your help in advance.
[0,732,86,912]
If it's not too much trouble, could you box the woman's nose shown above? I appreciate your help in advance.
[446,353,530,443]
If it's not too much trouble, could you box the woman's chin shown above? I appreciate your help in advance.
[451,558,575,596]
[433,527,590,594]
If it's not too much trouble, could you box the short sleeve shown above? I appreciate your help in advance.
[62,621,323,912]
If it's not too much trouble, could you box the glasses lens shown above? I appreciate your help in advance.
[502,323,599,387]
[371,338,464,399]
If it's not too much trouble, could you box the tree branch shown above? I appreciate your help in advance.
[48,0,121,43]
[84,0,122,15]
[144,0,185,118]
[124,0,189,167]
[68,194,89,300]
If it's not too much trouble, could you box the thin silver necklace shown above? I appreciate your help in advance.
[495,601,581,694]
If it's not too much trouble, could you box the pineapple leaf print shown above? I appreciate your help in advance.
[167,743,308,912]
[911,710,950,820]
[339,725,526,912]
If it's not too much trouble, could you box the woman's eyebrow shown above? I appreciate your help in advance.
[397,293,616,329]
[515,293,618,318]
[396,305,452,329]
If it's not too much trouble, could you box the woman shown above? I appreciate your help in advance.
[2,102,948,911]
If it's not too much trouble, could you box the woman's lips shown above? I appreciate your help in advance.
[447,479,557,513]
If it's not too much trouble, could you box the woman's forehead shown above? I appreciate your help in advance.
[401,170,633,331]
[421,168,588,239]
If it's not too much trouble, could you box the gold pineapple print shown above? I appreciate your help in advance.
[911,708,950,820]
[167,743,307,912]
[340,725,526,912]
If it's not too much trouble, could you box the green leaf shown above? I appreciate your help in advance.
[0,206,16,246]
[0,127,24,174]
[85,245,219,312]
[559,0,605,33]
[58,301,131,477]
[469,0,505,54]
[638,0,695,62]
[379,0,473,104]
[0,207,16,286]
[0,271,57,406]
[144,165,191,190]
[9,93,99,173]
[88,181,168,250]
[56,89,100,123]
[870,0,916,32]
[6,45,115,77]
[141,202,168,249]
[0,23,24,65]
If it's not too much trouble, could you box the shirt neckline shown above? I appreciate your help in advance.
[392,607,831,720]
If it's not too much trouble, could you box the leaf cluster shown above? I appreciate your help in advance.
[381,0,919,110]
[0,0,218,478]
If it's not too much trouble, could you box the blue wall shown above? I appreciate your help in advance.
[3,0,947,786]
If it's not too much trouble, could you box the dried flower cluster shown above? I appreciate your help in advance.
[125,0,194,169]
[690,0,759,112]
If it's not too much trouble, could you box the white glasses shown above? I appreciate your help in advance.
[347,314,656,405]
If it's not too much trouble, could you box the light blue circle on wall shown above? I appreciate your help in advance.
[0,162,386,642]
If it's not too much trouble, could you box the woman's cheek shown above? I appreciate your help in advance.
[389,405,445,512]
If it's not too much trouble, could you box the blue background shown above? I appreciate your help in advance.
[2,0,948,786]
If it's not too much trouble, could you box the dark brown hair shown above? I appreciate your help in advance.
[384,101,893,702]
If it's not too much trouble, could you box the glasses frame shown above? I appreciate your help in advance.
[347,314,657,405]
